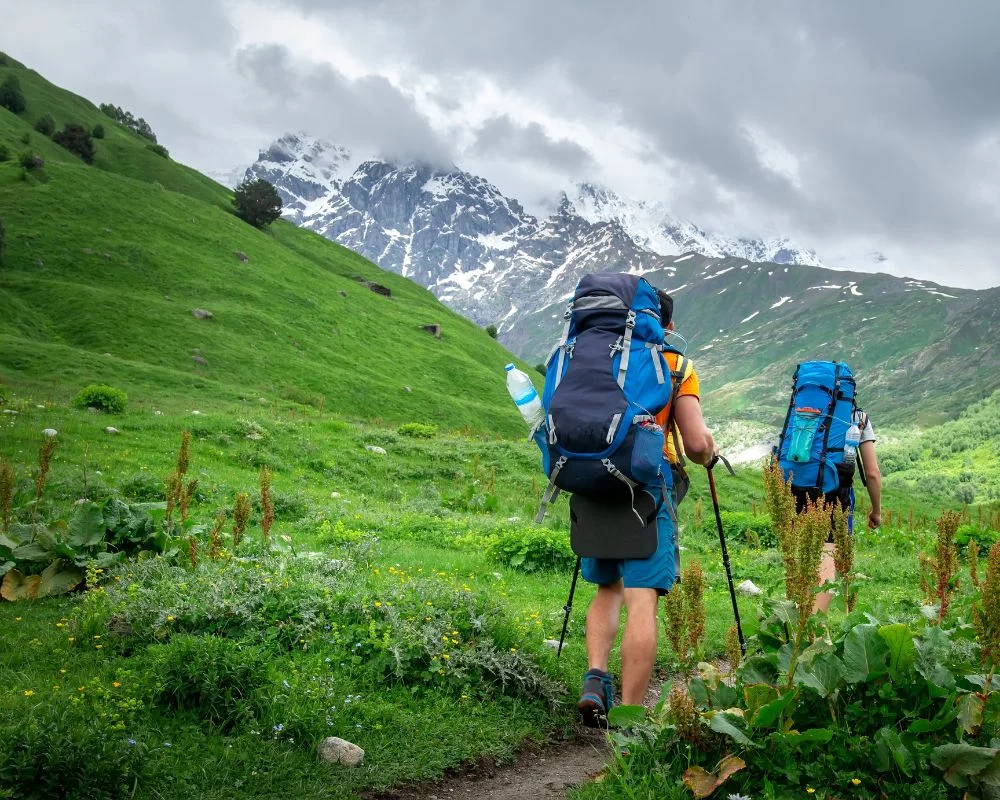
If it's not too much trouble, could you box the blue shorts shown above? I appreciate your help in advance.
[581,480,677,592]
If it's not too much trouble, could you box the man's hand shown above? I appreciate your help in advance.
[868,509,881,529]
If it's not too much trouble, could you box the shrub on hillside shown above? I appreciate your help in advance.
[0,74,26,114]
[145,142,169,159]
[52,123,95,164]
[0,144,9,162]
[18,150,42,171]
[233,177,282,229]
[485,324,498,339]
[73,383,127,413]
[33,113,55,136]
[92,123,105,139]
[398,422,438,438]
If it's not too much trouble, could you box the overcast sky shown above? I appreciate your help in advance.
[5,0,999,288]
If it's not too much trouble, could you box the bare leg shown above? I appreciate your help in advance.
[813,541,836,614]
[586,580,624,671]
[620,587,660,705]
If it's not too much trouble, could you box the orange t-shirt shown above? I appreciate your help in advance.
[654,353,700,464]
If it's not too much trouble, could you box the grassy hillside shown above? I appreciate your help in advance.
[0,55,530,437]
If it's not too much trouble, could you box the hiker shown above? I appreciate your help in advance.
[809,409,881,612]
[576,288,718,725]
[773,361,882,614]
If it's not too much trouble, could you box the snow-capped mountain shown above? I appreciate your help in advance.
[243,133,680,332]
[570,182,824,266]
[237,133,998,426]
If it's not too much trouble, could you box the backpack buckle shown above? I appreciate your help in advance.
[625,310,636,329]
[609,336,624,357]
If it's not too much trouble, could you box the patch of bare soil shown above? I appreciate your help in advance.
[364,729,610,800]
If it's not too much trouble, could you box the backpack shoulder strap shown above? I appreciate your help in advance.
[664,354,694,467]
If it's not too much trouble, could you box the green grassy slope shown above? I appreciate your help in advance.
[0,57,530,437]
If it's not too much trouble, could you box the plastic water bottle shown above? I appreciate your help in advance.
[843,422,861,467]
[505,364,544,427]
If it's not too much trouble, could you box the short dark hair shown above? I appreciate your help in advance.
[656,289,673,326]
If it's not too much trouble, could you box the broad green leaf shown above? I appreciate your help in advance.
[842,624,890,683]
[751,690,797,729]
[653,681,672,716]
[757,630,786,651]
[607,704,646,728]
[875,726,915,777]
[776,642,794,673]
[740,655,779,685]
[12,542,53,561]
[92,550,124,569]
[879,623,917,681]
[0,532,19,552]
[0,560,15,577]
[744,684,779,720]
[965,674,1000,692]
[688,677,710,708]
[1,569,41,601]
[781,728,835,745]
[930,743,1000,788]
[711,682,740,709]
[36,559,84,598]
[957,693,985,736]
[908,695,958,733]
[68,502,106,548]
[915,628,956,692]
[794,652,846,698]
[709,711,755,746]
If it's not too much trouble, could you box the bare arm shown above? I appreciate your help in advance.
[673,395,716,467]
[859,440,881,528]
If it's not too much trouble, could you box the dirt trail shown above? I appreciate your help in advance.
[366,729,610,800]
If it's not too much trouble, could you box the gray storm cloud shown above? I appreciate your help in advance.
[3,0,999,286]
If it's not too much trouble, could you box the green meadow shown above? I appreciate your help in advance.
[2,52,999,799]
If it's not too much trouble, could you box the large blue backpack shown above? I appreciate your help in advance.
[775,360,861,495]
[534,273,676,516]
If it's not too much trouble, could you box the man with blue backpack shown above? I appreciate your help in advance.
[532,272,717,727]
[774,360,882,613]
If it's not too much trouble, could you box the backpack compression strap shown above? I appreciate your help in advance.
[814,363,842,491]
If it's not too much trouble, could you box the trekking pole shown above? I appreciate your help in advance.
[707,456,746,655]
[557,556,581,658]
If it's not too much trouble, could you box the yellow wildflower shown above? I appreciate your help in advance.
[113,681,121,688]
[374,602,382,608]
[851,778,861,786]
[442,654,450,660]
[23,690,34,697]
[807,790,815,795]
[166,616,175,622]
[95,645,103,650]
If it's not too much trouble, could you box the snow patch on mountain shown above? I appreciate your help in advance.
[571,182,825,267]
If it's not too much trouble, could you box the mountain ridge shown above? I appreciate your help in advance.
[244,134,998,426]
